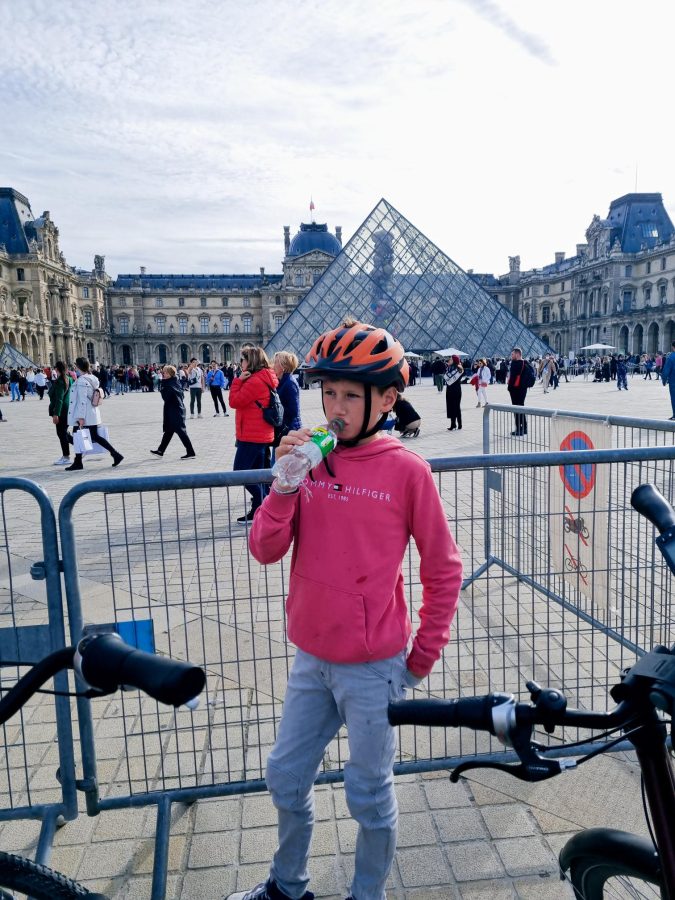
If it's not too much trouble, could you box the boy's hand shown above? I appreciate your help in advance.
[275,427,313,460]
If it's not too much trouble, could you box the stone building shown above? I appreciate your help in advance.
[108,221,342,366]
[0,188,111,365]
[471,193,675,357]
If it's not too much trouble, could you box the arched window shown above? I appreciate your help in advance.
[200,343,211,364]
[179,343,190,364]
[157,345,168,365]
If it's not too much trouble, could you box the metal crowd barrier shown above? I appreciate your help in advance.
[484,403,675,455]
[0,478,77,864]
[56,448,675,898]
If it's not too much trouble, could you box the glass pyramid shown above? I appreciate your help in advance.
[0,342,37,368]
[266,198,550,360]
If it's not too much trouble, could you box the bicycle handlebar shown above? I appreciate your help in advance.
[76,633,206,708]
[631,484,675,533]
[0,633,206,727]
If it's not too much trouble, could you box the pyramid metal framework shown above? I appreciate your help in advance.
[0,342,37,369]
[266,198,550,360]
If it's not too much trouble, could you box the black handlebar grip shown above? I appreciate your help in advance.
[79,634,206,707]
[631,484,675,534]
[388,696,496,731]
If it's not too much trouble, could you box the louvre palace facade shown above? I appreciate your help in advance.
[471,193,675,357]
[2,185,674,367]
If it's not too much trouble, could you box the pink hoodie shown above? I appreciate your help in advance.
[249,435,463,676]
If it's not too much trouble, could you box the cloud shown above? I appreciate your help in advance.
[459,0,556,65]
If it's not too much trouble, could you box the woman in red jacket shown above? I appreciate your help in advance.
[229,346,279,523]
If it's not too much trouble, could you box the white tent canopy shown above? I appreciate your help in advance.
[434,347,469,357]
[403,352,422,359]
[579,343,616,351]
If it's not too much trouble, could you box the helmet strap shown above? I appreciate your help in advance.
[320,384,388,449]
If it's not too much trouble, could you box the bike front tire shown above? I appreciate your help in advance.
[560,828,664,898]
[0,851,105,899]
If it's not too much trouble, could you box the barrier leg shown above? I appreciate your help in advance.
[150,795,172,900]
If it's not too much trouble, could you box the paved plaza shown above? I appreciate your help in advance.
[0,371,672,899]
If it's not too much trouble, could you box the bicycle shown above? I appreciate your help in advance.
[389,482,675,899]
[0,632,206,899]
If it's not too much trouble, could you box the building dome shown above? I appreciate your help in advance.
[288,222,341,258]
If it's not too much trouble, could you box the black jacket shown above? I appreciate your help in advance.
[159,377,187,431]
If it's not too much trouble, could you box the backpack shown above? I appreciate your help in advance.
[522,361,536,389]
[91,387,104,407]
[256,386,284,427]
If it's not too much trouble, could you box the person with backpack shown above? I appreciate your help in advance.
[507,347,533,436]
[229,346,278,523]
[65,356,123,471]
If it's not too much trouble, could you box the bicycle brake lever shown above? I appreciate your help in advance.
[450,756,568,783]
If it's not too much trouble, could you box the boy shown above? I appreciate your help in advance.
[230,321,463,900]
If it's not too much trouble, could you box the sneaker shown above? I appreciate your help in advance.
[53,456,70,465]
[226,878,314,900]
[236,509,256,524]
[198,414,203,418]
[224,412,230,416]
[190,414,194,418]
[181,453,196,459]
[150,450,164,457]
[213,413,221,417]
[64,460,84,471]
[112,453,124,468]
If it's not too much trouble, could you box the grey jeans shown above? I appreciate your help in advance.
[266,647,419,900]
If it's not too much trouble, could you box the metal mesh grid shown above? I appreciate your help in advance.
[63,456,674,804]
[0,489,63,814]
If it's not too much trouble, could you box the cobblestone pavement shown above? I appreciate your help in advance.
[0,372,670,899]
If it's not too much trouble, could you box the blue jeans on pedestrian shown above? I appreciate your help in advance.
[266,648,416,900]
[233,440,270,511]
[10,383,20,401]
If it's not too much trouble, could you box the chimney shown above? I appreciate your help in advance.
[260,266,265,278]
[555,252,565,265]
[283,226,290,255]
[335,226,342,246]
[576,244,588,257]
[140,266,146,276]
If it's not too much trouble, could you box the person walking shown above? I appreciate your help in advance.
[660,340,675,420]
[34,368,47,399]
[475,358,491,407]
[229,346,278,523]
[49,360,74,465]
[150,365,196,459]
[507,347,530,436]
[65,357,123,471]
[206,362,228,416]
[187,358,205,418]
[9,368,20,402]
[229,320,463,900]
[26,368,35,395]
[444,354,463,430]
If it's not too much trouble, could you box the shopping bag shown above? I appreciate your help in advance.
[86,424,110,455]
[73,428,93,454]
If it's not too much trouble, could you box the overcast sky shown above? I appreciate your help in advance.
[3,0,674,278]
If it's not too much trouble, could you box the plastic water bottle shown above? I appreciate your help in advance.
[272,418,345,491]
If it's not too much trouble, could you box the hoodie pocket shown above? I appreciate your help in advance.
[286,572,369,662]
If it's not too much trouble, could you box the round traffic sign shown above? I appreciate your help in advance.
[559,431,596,499]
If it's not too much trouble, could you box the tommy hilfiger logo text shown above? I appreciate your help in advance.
[308,478,393,504]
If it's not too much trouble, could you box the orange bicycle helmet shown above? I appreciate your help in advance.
[305,321,409,392]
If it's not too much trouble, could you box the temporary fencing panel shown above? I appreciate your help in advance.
[57,451,675,897]
[0,478,77,863]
